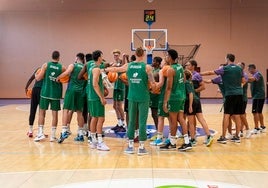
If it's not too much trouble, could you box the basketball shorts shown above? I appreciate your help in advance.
[157,101,169,117]
[63,90,84,111]
[184,99,202,115]
[168,99,185,113]
[252,99,265,113]
[241,100,247,114]
[40,97,61,111]
[150,94,160,108]
[88,100,105,117]
[113,89,124,101]
[224,95,243,115]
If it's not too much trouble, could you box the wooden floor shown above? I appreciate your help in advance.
[0,99,267,188]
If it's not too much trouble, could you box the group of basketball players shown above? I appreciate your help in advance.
[25,48,266,155]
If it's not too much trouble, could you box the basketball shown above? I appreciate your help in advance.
[119,72,128,82]
[36,68,41,74]
[59,75,69,83]
[104,87,109,97]
[35,68,41,77]
[162,65,170,77]
[151,85,161,94]
[26,88,32,98]
[83,72,88,80]
[107,72,118,83]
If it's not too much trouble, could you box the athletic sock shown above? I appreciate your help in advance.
[29,125,33,133]
[170,136,177,145]
[51,126,56,138]
[121,119,125,127]
[183,134,190,144]
[78,127,83,136]
[97,133,103,144]
[62,126,68,133]
[91,132,97,143]
[139,141,145,149]
[128,140,134,148]
[118,119,122,126]
[38,125,44,135]
[67,124,70,131]
[83,123,87,130]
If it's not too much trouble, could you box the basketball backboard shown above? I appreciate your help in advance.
[131,29,168,52]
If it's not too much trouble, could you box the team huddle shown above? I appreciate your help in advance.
[25,48,266,155]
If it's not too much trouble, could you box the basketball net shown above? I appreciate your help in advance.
[145,45,154,55]
[160,44,201,66]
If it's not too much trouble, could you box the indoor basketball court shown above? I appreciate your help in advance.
[0,99,267,188]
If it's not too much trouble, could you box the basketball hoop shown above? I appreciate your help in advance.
[143,38,155,55]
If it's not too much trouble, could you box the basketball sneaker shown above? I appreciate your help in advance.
[124,146,135,154]
[245,130,252,139]
[111,124,120,131]
[90,141,98,149]
[150,138,164,146]
[58,131,69,144]
[260,126,266,133]
[34,134,45,142]
[150,134,157,141]
[66,130,72,136]
[206,135,214,147]
[27,132,33,138]
[159,140,176,150]
[231,136,241,143]
[217,136,227,144]
[114,126,126,133]
[74,135,84,142]
[178,143,192,151]
[190,138,197,146]
[88,135,92,144]
[137,148,149,155]
[253,127,261,134]
[97,142,110,151]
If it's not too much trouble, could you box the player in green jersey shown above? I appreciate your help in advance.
[87,50,109,151]
[57,53,86,143]
[248,64,266,133]
[150,60,170,146]
[110,49,126,133]
[202,54,245,143]
[78,55,109,143]
[184,61,214,146]
[237,62,251,138]
[34,51,64,142]
[149,56,162,130]
[104,47,156,155]
[183,69,213,147]
[162,49,192,151]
